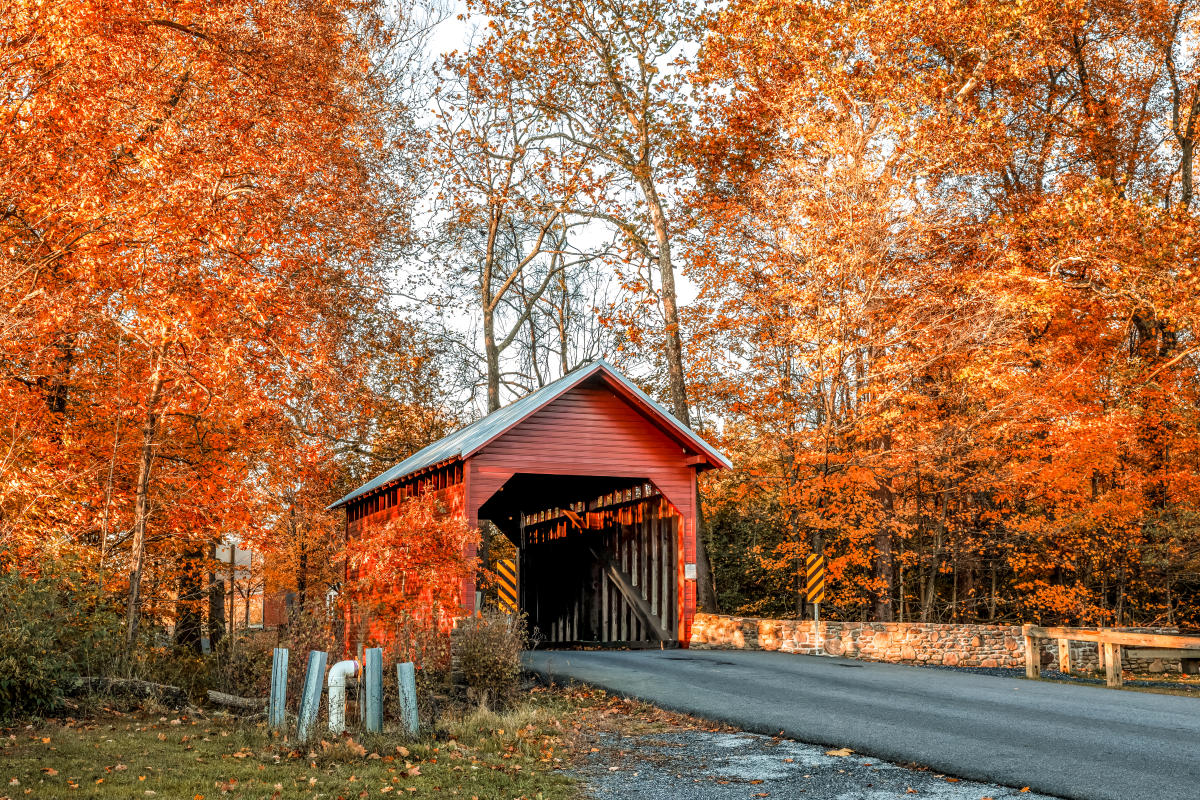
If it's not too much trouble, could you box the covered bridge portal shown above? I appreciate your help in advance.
[330,360,730,646]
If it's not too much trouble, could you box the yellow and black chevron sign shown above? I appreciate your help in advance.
[805,554,826,605]
[495,558,518,614]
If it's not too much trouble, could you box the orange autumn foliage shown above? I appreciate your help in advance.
[690,0,1200,627]
[344,492,479,663]
[0,0,441,647]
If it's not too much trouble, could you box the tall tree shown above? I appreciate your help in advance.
[431,36,613,411]
[0,0,430,650]
[691,0,1200,626]
[467,0,724,607]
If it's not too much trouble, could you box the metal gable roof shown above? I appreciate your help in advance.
[327,358,731,510]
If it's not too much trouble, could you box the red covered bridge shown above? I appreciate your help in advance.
[329,360,730,646]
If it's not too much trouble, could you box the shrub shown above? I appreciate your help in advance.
[453,612,525,711]
[207,632,274,697]
[132,644,213,699]
[0,558,123,719]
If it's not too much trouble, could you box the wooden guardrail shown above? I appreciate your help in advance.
[1022,624,1200,687]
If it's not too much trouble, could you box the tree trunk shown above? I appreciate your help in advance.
[638,175,719,612]
[174,547,205,653]
[483,211,501,413]
[873,527,895,621]
[1182,137,1194,208]
[124,339,170,653]
[297,538,308,611]
[484,302,501,413]
[227,542,236,658]
[98,337,123,587]
[207,541,226,648]
[208,573,226,650]
[873,482,896,622]
[639,177,689,426]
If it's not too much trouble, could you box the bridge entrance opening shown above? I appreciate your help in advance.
[480,473,679,647]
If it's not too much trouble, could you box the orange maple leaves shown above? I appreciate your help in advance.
[690,0,1200,625]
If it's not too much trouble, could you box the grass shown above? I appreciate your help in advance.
[0,685,698,800]
[0,690,584,800]
[1035,668,1200,697]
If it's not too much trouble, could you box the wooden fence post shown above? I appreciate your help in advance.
[1023,626,1040,679]
[396,661,418,737]
[364,648,383,734]
[268,647,289,729]
[296,650,327,744]
[1104,643,1122,688]
[1057,639,1071,674]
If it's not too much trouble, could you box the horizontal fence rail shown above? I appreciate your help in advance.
[1022,624,1200,687]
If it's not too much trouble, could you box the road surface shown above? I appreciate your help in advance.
[524,648,1200,800]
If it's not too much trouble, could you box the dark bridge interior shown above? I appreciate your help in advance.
[480,473,679,646]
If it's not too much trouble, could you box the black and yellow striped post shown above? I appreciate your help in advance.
[805,553,826,653]
[495,558,518,614]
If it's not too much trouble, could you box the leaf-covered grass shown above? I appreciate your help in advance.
[0,688,603,800]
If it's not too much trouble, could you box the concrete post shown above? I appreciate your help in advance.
[296,650,327,744]
[396,661,418,737]
[268,647,289,729]
[364,648,383,734]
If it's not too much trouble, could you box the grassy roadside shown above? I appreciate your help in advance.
[1043,675,1200,697]
[0,686,699,800]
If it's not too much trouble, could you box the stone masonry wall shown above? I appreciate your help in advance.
[689,613,1188,673]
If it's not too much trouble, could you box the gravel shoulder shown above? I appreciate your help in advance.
[576,727,1058,800]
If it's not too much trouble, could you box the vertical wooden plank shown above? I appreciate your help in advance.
[619,525,628,642]
[633,516,641,640]
[1023,629,1040,679]
[1058,639,1071,674]
[610,571,618,642]
[641,507,650,605]
[1097,641,1105,670]
[652,506,662,618]
[668,507,678,635]
[518,514,527,619]
[1104,642,1122,688]
[662,501,670,631]
[590,556,601,642]
[601,560,610,641]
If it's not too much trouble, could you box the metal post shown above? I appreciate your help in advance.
[364,648,383,734]
[813,602,822,655]
[296,650,327,744]
[268,647,289,729]
[396,661,418,737]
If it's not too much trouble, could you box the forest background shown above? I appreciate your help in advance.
[3,0,1200,687]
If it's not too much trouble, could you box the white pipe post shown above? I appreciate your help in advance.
[327,659,360,735]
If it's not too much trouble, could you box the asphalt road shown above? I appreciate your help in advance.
[524,648,1200,800]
